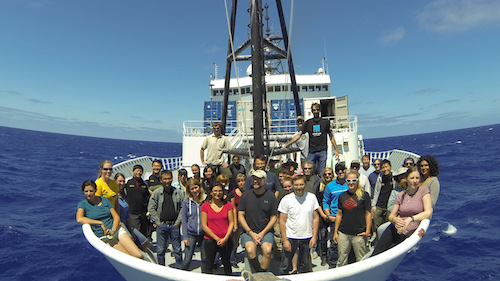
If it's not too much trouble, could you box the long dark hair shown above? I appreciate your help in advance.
[206,182,228,204]
[417,155,440,177]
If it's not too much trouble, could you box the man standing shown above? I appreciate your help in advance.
[368,158,383,193]
[126,165,150,237]
[371,160,396,232]
[291,116,308,167]
[322,163,348,268]
[148,160,163,194]
[243,156,281,198]
[279,175,319,274]
[238,170,278,272]
[359,155,375,178]
[229,155,246,191]
[148,170,184,268]
[283,103,340,176]
[200,122,232,178]
[303,161,321,194]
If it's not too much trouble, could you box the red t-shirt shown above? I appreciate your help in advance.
[201,201,233,240]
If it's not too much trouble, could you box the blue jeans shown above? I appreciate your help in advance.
[157,223,182,268]
[181,234,205,271]
[307,150,327,176]
[327,222,338,268]
[280,238,311,274]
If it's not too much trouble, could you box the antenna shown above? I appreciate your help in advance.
[213,63,218,79]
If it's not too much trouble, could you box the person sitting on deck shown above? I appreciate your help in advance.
[76,180,143,259]
[371,160,397,233]
[238,169,278,273]
[242,156,281,198]
[371,167,432,256]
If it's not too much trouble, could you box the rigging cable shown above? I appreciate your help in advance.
[223,0,253,164]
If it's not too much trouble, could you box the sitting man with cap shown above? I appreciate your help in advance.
[238,169,278,272]
[125,164,150,237]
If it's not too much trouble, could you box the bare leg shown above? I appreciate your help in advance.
[292,252,298,272]
[260,242,273,270]
[118,233,143,259]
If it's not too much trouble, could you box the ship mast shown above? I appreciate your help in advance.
[221,0,302,158]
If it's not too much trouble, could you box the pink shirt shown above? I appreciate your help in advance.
[395,185,430,233]
[201,201,233,240]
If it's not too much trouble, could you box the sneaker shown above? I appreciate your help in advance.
[311,251,319,259]
[232,263,240,269]
[241,269,253,281]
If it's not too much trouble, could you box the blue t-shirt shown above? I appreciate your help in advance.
[77,197,114,237]
[118,195,130,223]
[322,179,348,216]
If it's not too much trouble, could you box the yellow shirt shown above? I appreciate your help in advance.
[95,178,119,208]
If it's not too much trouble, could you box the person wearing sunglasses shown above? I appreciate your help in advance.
[368,159,383,195]
[322,162,348,268]
[333,171,371,267]
[316,167,334,266]
[402,157,415,167]
[96,160,120,216]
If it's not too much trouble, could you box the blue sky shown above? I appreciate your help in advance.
[1,0,499,142]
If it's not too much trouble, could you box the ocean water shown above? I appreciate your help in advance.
[0,124,499,281]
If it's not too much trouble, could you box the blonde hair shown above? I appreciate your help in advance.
[186,178,205,205]
[236,173,247,182]
[216,174,229,184]
[346,171,363,200]
[320,168,334,193]
[98,160,113,178]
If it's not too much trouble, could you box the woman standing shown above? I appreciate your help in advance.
[76,180,142,259]
[201,165,216,194]
[173,168,188,196]
[181,178,207,271]
[417,155,440,207]
[201,182,234,274]
[96,160,120,216]
[228,173,246,268]
[372,167,433,256]
[333,171,371,266]
[317,167,334,266]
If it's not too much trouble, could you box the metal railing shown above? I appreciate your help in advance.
[112,156,183,179]
[183,115,359,137]
[365,149,421,168]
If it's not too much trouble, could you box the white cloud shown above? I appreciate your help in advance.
[380,27,406,45]
[417,0,500,32]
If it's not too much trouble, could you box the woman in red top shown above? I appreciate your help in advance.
[201,182,234,274]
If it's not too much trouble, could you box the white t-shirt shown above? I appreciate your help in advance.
[278,192,319,239]
[359,174,371,197]
[359,165,375,178]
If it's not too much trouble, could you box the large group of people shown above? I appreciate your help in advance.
[75,116,440,275]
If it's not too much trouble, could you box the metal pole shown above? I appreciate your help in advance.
[250,0,265,157]
[222,0,238,134]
